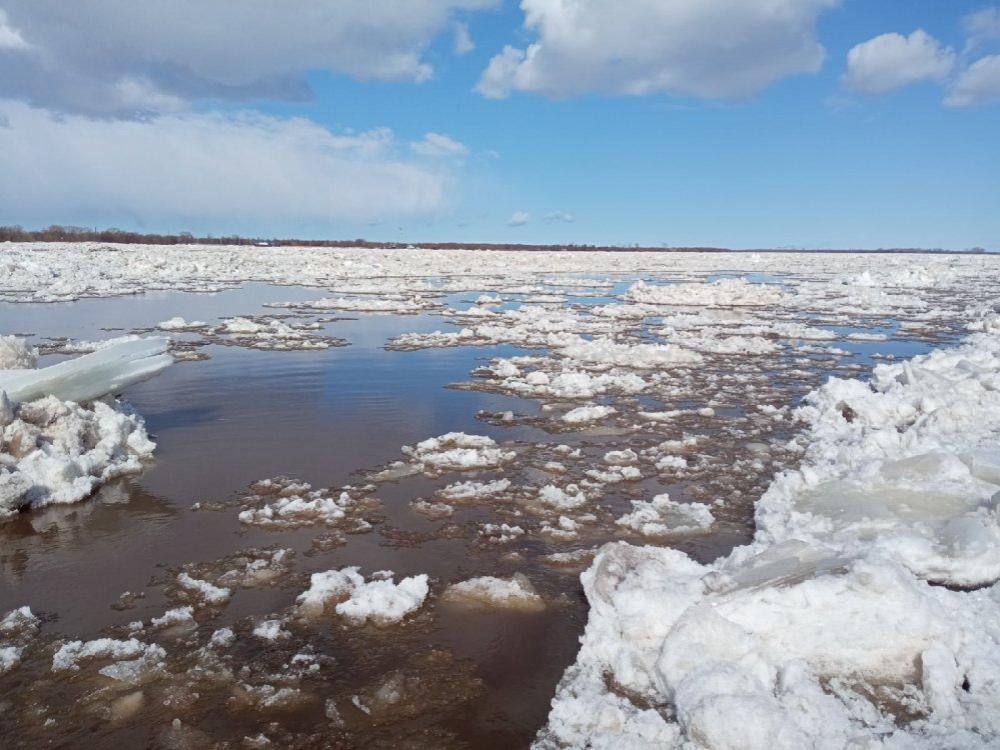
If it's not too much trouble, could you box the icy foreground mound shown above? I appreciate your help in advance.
[538,326,1000,749]
[0,337,172,519]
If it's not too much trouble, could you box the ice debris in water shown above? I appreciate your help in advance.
[441,574,545,611]
[615,493,715,537]
[237,477,375,531]
[400,432,515,475]
[0,606,39,675]
[437,478,511,502]
[1,394,157,519]
[296,567,429,625]
[51,637,166,682]
[561,404,617,424]
[157,316,207,331]
[177,572,231,605]
[538,320,1000,749]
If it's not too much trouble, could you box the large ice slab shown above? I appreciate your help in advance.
[0,337,172,404]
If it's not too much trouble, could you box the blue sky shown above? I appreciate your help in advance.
[0,1,998,249]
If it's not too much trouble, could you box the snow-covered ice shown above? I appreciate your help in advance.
[296,566,429,626]
[538,320,1000,749]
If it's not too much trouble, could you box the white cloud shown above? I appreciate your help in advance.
[0,101,452,228]
[476,0,838,100]
[544,211,575,223]
[0,1,498,114]
[842,30,955,95]
[0,10,29,50]
[454,21,475,55]
[507,211,531,226]
[411,132,470,158]
[962,7,1000,51]
[945,55,1000,107]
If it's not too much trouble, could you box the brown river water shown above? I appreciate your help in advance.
[0,281,953,748]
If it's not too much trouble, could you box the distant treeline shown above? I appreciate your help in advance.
[0,225,989,254]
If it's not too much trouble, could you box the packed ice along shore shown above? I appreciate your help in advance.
[0,336,171,520]
[538,317,1000,749]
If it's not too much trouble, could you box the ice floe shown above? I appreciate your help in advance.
[297,567,429,626]
[441,574,545,611]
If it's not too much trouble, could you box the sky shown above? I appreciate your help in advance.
[0,0,998,250]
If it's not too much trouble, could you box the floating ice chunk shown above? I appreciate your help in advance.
[479,523,525,542]
[655,455,689,471]
[252,619,289,641]
[157,316,207,330]
[335,573,429,626]
[537,484,588,510]
[557,338,701,369]
[177,572,231,605]
[585,466,641,484]
[491,366,648,399]
[150,606,195,629]
[438,478,511,501]
[615,494,714,536]
[1,394,157,518]
[296,567,365,618]
[603,449,638,465]
[209,628,235,649]
[0,336,172,404]
[441,574,544,611]
[402,432,515,474]
[0,605,38,675]
[562,405,616,424]
[411,499,455,518]
[52,637,165,673]
[296,567,428,625]
[237,478,374,530]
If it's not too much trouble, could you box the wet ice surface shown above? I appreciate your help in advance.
[1,246,997,748]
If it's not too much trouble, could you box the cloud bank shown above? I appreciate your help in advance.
[0,102,454,228]
[0,1,497,115]
[477,0,839,100]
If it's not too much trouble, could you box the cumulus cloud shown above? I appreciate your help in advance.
[507,211,531,226]
[0,101,452,228]
[842,30,955,94]
[0,0,497,114]
[544,211,575,223]
[945,55,1000,106]
[0,9,29,50]
[475,0,838,100]
[962,7,1000,51]
[411,132,470,158]
[453,21,475,55]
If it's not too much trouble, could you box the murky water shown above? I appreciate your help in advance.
[0,281,962,748]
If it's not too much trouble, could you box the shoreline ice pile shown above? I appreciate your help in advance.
[538,322,1000,749]
[0,335,171,520]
